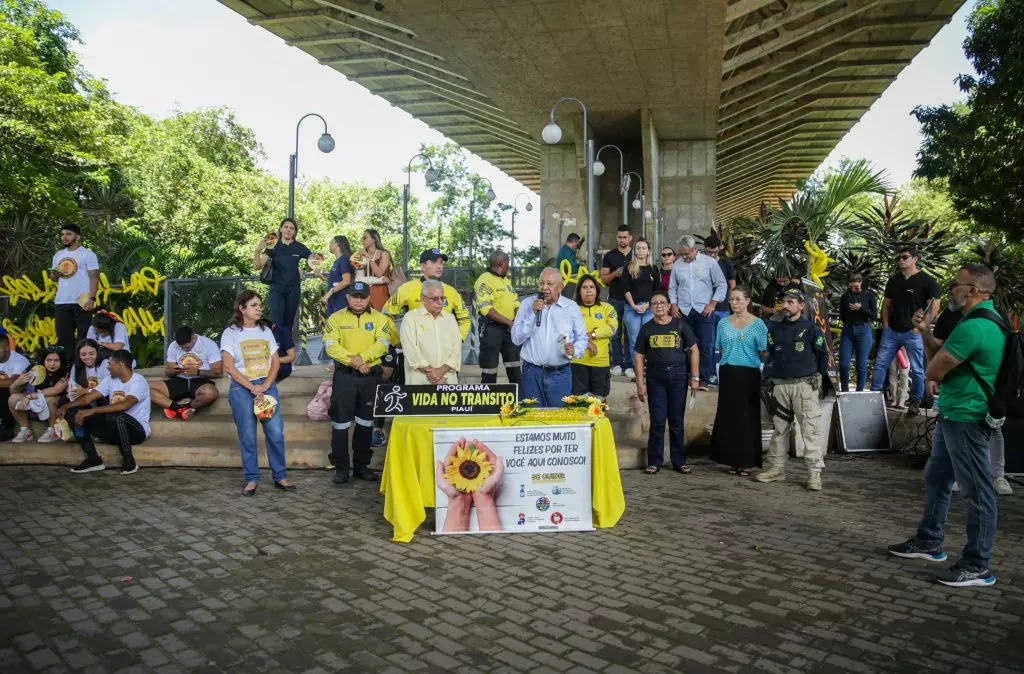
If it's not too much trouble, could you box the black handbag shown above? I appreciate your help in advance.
[259,258,274,285]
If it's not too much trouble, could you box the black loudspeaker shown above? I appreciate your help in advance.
[1003,417,1024,475]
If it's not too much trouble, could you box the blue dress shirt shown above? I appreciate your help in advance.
[669,252,727,314]
[511,295,589,367]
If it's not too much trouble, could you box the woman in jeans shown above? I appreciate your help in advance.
[634,292,700,474]
[623,238,658,379]
[709,287,768,476]
[220,290,294,496]
[838,272,877,391]
[253,218,312,332]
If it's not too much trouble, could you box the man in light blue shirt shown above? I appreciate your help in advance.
[669,234,727,388]
[511,268,589,406]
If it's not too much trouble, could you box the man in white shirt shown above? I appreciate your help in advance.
[668,234,727,389]
[57,350,150,475]
[511,268,588,406]
[150,325,223,420]
[0,339,31,441]
[50,224,100,355]
[401,280,462,385]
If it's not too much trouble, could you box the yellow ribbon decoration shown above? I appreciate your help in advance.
[804,241,835,288]
[96,266,167,305]
[559,259,606,287]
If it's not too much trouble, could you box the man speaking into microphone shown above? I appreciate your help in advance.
[511,267,588,406]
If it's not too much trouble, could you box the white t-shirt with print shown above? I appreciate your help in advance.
[220,326,278,382]
[0,351,30,382]
[67,360,111,400]
[52,247,100,305]
[97,373,151,437]
[87,323,129,347]
[166,335,222,380]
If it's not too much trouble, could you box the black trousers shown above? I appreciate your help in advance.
[78,412,146,462]
[331,367,380,472]
[570,363,611,398]
[55,303,92,355]
[268,284,301,332]
[478,321,521,384]
[0,389,13,434]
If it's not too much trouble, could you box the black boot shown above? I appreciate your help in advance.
[330,428,350,484]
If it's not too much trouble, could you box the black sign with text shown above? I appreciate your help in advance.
[373,384,519,417]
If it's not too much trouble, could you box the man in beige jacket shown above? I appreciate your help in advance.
[400,279,462,385]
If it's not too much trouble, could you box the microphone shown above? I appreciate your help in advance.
[535,306,543,327]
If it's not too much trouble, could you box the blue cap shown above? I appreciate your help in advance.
[349,281,371,297]
[782,288,805,301]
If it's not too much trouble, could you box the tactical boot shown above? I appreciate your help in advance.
[755,465,785,483]
[805,470,822,491]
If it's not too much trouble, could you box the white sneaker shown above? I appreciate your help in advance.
[624,368,636,379]
[994,477,1013,495]
[610,366,623,376]
[37,427,59,443]
[11,428,33,444]
[952,482,960,493]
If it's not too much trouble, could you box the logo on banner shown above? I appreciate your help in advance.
[383,386,408,413]
[374,383,518,417]
[551,512,563,525]
[516,513,526,525]
[535,497,550,511]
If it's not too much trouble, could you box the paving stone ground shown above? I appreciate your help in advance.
[2,454,1023,674]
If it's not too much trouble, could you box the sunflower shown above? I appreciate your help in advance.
[562,395,579,404]
[443,445,493,492]
[500,402,516,417]
[521,398,538,405]
[586,402,605,419]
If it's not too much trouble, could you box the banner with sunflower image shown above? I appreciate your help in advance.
[433,425,594,535]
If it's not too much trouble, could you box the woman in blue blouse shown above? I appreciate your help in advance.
[710,287,768,476]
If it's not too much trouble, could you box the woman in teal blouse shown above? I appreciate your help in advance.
[710,287,769,476]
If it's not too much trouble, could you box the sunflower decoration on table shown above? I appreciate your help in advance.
[442,440,494,493]
[561,394,608,417]
[586,402,606,419]
[500,398,538,419]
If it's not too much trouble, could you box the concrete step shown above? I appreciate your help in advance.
[148,414,331,442]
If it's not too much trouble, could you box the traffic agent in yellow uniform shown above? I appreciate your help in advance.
[383,249,471,340]
[323,281,395,485]
[474,251,521,384]
[570,275,618,398]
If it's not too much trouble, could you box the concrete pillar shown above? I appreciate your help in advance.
[539,143,586,267]
[658,139,716,250]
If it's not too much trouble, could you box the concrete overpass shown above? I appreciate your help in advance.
[219,0,964,261]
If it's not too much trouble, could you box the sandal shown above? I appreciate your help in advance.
[645,465,660,474]
[727,468,739,475]
[674,465,692,474]
[737,469,751,477]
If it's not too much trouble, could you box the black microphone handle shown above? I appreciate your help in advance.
[535,308,543,327]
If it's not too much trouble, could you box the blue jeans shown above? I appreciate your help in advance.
[521,362,571,408]
[623,305,653,366]
[914,416,997,571]
[711,309,729,366]
[646,364,688,468]
[839,323,873,391]
[684,309,716,384]
[268,284,301,332]
[871,327,925,401]
[229,379,287,483]
[607,299,627,369]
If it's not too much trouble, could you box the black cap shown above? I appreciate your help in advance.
[349,281,371,297]
[61,224,82,235]
[420,248,448,263]
[782,288,805,302]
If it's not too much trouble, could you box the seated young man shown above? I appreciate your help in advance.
[57,350,151,475]
[149,326,222,420]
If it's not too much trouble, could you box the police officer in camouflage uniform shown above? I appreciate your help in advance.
[757,288,834,491]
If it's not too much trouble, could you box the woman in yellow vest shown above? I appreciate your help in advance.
[571,275,617,398]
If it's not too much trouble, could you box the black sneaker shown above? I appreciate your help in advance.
[332,471,350,485]
[935,565,996,587]
[70,458,105,474]
[907,400,920,416]
[353,467,379,481]
[120,461,138,475]
[887,538,948,562]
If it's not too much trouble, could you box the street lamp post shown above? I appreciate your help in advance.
[467,176,496,268]
[288,113,335,219]
[542,98,596,274]
[511,192,533,285]
[592,144,628,227]
[625,171,644,236]
[403,152,438,275]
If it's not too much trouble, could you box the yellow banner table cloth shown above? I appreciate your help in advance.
[381,410,625,542]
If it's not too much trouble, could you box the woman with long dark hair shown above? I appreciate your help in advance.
[87,312,129,352]
[352,228,393,311]
[220,290,293,496]
[317,235,353,317]
[68,339,109,402]
[571,275,617,398]
[838,272,877,391]
[709,287,769,476]
[8,347,68,443]
[253,217,313,332]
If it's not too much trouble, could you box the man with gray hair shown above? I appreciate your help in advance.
[400,279,462,385]
[511,268,588,405]
[669,234,727,389]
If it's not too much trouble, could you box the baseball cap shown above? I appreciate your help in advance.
[349,281,371,297]
[420,248,448,263]
[782,288,805,301]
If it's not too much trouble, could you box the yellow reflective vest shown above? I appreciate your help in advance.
[383,278,470,341]
[474,271,519,322]
[323,307,395,368]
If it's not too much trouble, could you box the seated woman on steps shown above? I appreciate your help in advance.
[8,347,69,443]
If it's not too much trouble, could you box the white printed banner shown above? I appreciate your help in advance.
[432,424,594,535]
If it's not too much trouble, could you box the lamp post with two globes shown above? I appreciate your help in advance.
[593,145,628,227]
[467,176,496,267]
[625,171,645,236]
[542,98,596,274]
[288,113,335,220]
[510,192,533,285]
[403,153,438,274]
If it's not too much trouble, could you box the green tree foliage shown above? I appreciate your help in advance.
[914,0,1024,240]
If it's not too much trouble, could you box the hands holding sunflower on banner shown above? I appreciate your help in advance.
[435,437,504,532]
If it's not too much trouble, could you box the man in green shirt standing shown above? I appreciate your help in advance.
[888,264,1005,587]
[556,233,581,276]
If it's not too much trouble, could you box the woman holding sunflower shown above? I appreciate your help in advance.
[571,275,617,399]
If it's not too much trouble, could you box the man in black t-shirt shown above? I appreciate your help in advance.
[599,225,633,375]
[633,292,699,473]
[759,272,802,320]
[869,245,941,413]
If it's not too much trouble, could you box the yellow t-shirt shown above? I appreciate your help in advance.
[572,302,618,367]
[474,271,520,322]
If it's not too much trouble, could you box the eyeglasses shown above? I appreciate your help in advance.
[898,254,913,261]
[650,300,668,307]
[661,253,674,257]
[423,295,445,302]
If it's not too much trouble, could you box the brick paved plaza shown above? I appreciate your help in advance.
[2,456,1022,674]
